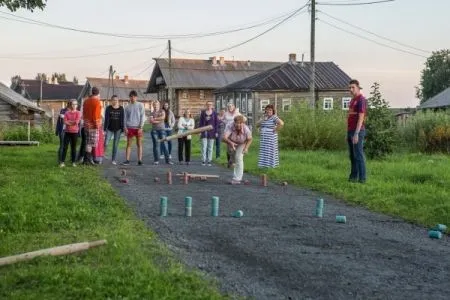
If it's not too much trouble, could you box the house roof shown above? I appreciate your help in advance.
[17,80,84,101]
[419,87,450,109]
[146,58,282,93]
[0,82,45,113]
[84,77,156,101]
[215,61,352,93]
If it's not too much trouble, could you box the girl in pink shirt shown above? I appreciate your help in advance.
[60,100,81,167]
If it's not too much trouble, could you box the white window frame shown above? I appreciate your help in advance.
[342,97,351,110]
[182,90,188,99]
[199,90,205,99]
[323,97,333,110]
[260,99,270,112]
[282,98,292,112]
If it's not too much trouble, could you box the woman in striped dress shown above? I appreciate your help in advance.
[256,104,284,168]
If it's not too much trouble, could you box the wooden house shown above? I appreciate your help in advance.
[214,54,353,125]
[145,56,281,117]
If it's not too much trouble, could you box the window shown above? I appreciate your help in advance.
[182,90,188,99]
[342,97,351,110]
[282,98,292,112]
[323,97,333,110]
[199,90,205,99]
[260,99,270,112]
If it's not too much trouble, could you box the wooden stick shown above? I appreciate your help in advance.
[176,173,220,178]
[159,125,213,142]
[0,240,107,267]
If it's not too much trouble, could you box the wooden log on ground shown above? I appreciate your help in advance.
[0,240,107,267]
[175,173,220,179]
[159,125,213,142]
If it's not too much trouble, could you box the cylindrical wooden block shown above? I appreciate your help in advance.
[211,196,219,217]
[160,196,168,217]
[183,173,189,185]
[185,196,192,217]
[261,174,268,187]
[167,171,172,185]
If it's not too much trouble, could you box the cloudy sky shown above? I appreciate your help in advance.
[0,0,448,107]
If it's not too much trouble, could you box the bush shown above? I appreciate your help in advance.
[0,122,56,144]
[364,82,397,159]
[278,106,347,151]
[400,111,450,153]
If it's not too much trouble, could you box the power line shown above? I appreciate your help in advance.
[319,10,430,54]
[317,0,394,5]
[318,18,427,58]
[131,47,168,77]
[0,7,305,40]
[172,3,310,55]
[0,43,166,60]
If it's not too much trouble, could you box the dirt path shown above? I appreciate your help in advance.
[104,140,449,300]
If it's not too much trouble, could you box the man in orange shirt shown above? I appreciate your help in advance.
[82,87,102,165]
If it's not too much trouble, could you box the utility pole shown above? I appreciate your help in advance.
[168,40,174,112]
[310,0,316,108]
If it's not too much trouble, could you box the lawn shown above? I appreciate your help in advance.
[221,137,449,228]
[0,144,226,300]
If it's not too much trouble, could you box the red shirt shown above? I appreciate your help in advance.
[64,110,81,133]
[347,94,367,131]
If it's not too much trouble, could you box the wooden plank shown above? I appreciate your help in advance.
[175,173,220,178]
[0,141,39,146]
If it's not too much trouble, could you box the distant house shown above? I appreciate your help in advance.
[214,54,352,125]
[146,56,281,116]
[79,75,155,110]
[0,82,46,123]
[11,78,84,120]
[419,87,450,110]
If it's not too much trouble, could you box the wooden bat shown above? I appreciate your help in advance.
[0,240,107,267]
[159,125,213,142]
[175,173,220,179]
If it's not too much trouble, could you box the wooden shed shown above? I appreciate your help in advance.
[0,81,45,122]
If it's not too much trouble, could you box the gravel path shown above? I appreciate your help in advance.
[103,139,450,300]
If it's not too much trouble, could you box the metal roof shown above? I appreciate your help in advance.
[15,80,84,101]
[0,82,45,113]
[146,58,282,92]
[83,77,156,101]
[419,87,450,109]
[215,61,352,93]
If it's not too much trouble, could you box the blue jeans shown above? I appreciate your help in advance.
[160,126,172,156]
[151,129,169,162]
[104,129,122,161]
[215,135,221,159]
[347,130,366,182]
[58,132,65,162]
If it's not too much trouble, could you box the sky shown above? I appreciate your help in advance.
[0,0,449,108]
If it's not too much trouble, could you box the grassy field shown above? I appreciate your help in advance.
[0,145,226,299]
[219,136,449,228]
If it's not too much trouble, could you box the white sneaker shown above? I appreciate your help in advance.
[112,160,117,165]
[59,162,65,168]
[169,154,172,159]
[160,155,164,159]
[72,163,77,167]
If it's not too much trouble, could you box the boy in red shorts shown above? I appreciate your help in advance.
[122,90,146,165]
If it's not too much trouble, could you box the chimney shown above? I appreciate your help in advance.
[115,75,120,80]
[301,53,304,67]
[247,60,251,67]
[124,75,129,84]
[211,56,217,66]
[288,53,297,64]
[219,56,225,66]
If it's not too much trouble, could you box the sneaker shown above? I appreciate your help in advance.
[229,179,241,185]
[78,158,84,164]
[160,155,164,159]
[207,162,212,167]
[72,163,76,167]
[201,161,206,166]
[138,161,143,166]
[112,160,117,165]
[153,161,160,165]
[121,160,130,166]
[59,162,65,168]
[169,154,172,159]
[166,161,174,165]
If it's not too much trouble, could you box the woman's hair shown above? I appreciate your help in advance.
[183,109,192,118]
[234,115,245,123]
[265,104,276,115]
[162,102,169,123]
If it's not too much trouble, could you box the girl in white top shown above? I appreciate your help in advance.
[177,109,195,165]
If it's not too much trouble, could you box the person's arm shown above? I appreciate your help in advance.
[154,110,165,122]
[63,112,71,126]
[243,126,253,153]
[353,98,367,144]
[75,111,81,125]
[222,125,237,150]
[187,118,195,130]
[120,107,125,132]
[169,111,176,128]
[274,116,284,132]
[199,111,205,127]
[177,117,184,132]
[123,106,128,134]
[94,101,102,129]
[139,103,146,129]
[103,106,109,131]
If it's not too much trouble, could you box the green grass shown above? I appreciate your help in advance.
[0,145,226,300]
[227,137,450,227]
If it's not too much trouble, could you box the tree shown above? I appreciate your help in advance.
[416,49,450,104]
[10,75,21,88]
[73,76,79,84]
[51,72,67,83]
[365,82,397,159]
[0,0,46,12]
[35,73,47,82]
